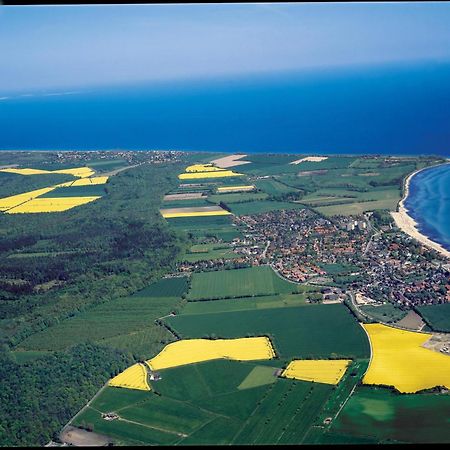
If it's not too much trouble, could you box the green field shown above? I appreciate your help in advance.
[39,185,107,198]
[254,179,300,196]
[167,303,370,360]
[230,200,304,216]
[416,303,450,332]
[73,357,353,446]
[131,277,189,298]
[73,360,281,445]
[187,266,303,300]
[360,304,408,323]
[179,243,241,262]
[208,192,269,204]
[314,198,399,217]
[160,198,212,208]
[233,379,333,444]
[320,263,360,276]
[182,293,317,315]
[166,215,233,228]
[331,386,450,443]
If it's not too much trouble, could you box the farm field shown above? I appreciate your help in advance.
[313,198,400,217]
[331,386,450,443]
[38,185,107,197]
[166,303,370,360]
[45,154,445,447]
[6,196,102,213]
[186,266,303,300]
[362,323,450,393]
[229,200,305,216]
[181,292,318,315]
[146,337,275,370]
[416,303,450,332]
[109,363,150,391]
[72,356,346,446]
[281,359,352,384]
[254,179,300,196]
[178,245,240,262]
[232,379,334,444]
[359,303,408,323]
[208,192,268,204]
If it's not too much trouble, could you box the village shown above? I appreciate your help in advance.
[177,208,450,309]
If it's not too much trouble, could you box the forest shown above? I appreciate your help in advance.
[0,152,192,446]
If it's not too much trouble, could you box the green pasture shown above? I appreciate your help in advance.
[229,200,304,216]
[187,266,303,300]
[416,303,450,332]
[331,386,450,443]
[208,192,269,204]
[360,304,408,323]
[182,292,317,315]
[167,303,370,360]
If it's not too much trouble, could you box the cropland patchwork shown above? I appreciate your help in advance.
[13,153,444,447]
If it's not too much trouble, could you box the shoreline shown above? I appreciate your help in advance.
[391,162,450,260]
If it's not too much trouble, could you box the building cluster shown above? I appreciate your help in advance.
[52,150,184,165]
[358,232,449,306]
[231,209,369,283]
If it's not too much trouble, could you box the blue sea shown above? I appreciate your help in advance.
[1,62,450,156]
[405,163,450,252]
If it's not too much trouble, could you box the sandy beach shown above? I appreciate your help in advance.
[391,163,450,260]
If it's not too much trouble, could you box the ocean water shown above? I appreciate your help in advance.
[405,163,450,251]
[1,62,450,155]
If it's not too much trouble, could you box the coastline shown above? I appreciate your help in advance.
[391,162,450,260]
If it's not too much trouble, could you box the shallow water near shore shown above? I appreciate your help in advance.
[405,163,450,252]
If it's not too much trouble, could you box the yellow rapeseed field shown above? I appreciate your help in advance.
[363,323,450,393]
[0,166,94,178]
[109,363,150,391]
[52,167,95,178]
[6,196,101,214]
[185,164,225,173]
[0,168,51,175]
[217,185,255,192]
[178,170,244,180]
[70,176,109,186]
[162,210,231,218]
[147,337,275,371]
[281,359,352,385]
[0,187,58,211]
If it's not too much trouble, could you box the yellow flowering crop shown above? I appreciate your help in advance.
[217,185,255,192]
[281,359,352,385]
[70,176,109,186]
[147,337,276,371]
[109,363,150,391]
[6,196,101,214]
[179,170,244,180]
[0,166,95,178]
[0,187,57,211]
[185,164,225,173]
[363,323,450,393]
[0,168,51,175]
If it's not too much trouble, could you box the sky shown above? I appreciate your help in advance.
[1,2,450,94]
